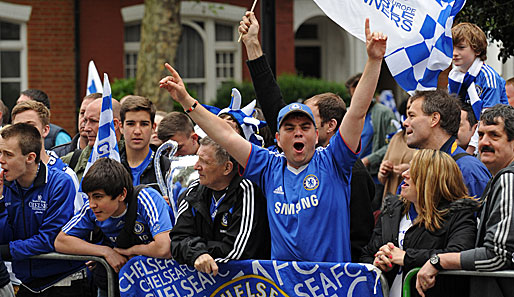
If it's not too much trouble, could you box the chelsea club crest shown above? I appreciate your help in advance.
[303,174,319,190]
[134,222,145,234]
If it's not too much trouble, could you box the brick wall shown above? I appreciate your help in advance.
[8,0,78,135]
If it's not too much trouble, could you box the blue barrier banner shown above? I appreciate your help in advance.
[119,256,383,297]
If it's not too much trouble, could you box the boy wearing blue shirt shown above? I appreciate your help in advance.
[160,19,387,262]
[119,96,170,193]
[0,123,86,296]
[55,158,172,272]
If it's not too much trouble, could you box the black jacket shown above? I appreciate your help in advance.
[246,54,374,261]
[120,148,170,195]
[51,133,80,157]
[361,195,479,297]
[171,175,271,266]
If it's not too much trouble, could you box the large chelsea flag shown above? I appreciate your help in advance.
[313,0,465,94]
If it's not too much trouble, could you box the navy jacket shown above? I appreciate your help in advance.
[0,162,82,284]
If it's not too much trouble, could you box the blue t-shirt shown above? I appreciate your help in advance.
[62,187,173,245]
[130,150,154,186]
[242,130,359,262]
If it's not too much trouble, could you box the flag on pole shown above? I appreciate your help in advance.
[83,73,120,176]
[313,0,466,94]
[86,60,103,95]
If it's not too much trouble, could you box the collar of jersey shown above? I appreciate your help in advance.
[287,163,309,175]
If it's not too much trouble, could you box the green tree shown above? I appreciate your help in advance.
[135,0,182,111]
[457,0,514,62]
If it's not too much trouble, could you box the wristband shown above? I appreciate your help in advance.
[185,100,199,113]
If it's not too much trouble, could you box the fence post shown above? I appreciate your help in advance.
[31,252,116,297]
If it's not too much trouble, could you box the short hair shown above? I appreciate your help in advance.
[83,92,103,101]
[409,90,461,137]
[12,100,51,127]
[452,22,488,61]
[0,123,42,163]
[0,99,9,125]
[21,89,51,109]
[458,101,477,127]
[480,104,514,141]
[345,73,362,91]
[404,149,472,232]
[120,95,156,124]
[82,158,133,200]
[157,112,194,141]
[304,92,347,130]
[199,136,237,168]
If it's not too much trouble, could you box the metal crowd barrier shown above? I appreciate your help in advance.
[31,252,116,297]
[29,254,391,297]
[402,267,514,297]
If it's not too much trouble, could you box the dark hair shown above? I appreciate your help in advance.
[304,92,347,130]
[120,95,156,124]
[199,137,237,169]
[0,123,42,162]
[157,112,194,141]
[409,90,461,137]
[480,104,514,141]
[458,101,477,127]
[82,158,133,199]
[21,89,51,109]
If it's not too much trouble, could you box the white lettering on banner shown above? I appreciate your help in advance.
[119,257,380,296]
[274,195,319,215]
[363,0,416,32]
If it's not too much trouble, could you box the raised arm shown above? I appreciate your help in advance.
[159,64,252,167]
[340,19,387,152]
[240,11,285,134]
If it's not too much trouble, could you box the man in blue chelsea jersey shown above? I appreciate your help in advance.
[160,19,387,262]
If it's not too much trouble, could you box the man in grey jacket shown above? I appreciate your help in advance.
[416,104,514,297]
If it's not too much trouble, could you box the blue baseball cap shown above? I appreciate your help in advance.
[277,103,317,131]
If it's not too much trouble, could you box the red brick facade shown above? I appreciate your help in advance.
[2,0,295,135]
[7,0,77,134]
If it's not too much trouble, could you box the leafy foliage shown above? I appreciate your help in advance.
[214,74,350,108]
[111,78,135,100]
[457,0,514,62]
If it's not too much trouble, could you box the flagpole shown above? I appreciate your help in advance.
[238,0,259,43]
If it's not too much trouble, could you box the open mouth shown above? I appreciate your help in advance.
[293,142,305,153]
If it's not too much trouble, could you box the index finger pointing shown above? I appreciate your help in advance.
[164,63,181,80]
[365,18,370,39]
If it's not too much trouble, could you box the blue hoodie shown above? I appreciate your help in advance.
[0,162,82,284]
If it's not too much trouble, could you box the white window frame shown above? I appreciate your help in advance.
[121,1,244,103]
[0,1,31,97]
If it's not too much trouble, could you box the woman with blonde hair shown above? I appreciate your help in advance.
[361,149,479,297]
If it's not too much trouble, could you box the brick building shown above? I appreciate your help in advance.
[1,0,512,135]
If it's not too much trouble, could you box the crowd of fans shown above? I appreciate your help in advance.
[0,11,514,297]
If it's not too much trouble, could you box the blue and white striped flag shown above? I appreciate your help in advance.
[86,60,103,95]
[83,73,120,176]
[313,0,466,94]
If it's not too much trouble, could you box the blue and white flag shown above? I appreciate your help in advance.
[86,60,103,95]
[313,0,466,94]
[83,73,120,176]
[119,256,384,297]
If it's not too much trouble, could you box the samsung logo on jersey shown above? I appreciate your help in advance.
[274,195,319,215]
